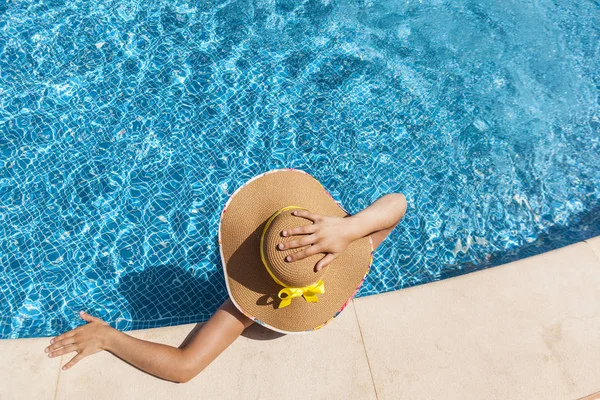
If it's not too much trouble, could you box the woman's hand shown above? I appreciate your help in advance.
[44,311,112,371]
[277,209,360,272]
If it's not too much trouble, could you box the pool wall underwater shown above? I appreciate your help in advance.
[1,0,599,338]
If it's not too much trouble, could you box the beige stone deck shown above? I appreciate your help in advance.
[1,236,599,400]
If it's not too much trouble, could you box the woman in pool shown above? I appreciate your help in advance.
[43,169,407,383]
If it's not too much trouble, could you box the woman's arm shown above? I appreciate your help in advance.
[45,299,253,383]
[278,193,407,270]
[105,298,253,383]
[346,193,407,246]
[175,299,254,382]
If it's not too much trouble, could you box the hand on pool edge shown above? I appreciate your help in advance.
[44,311,112,371]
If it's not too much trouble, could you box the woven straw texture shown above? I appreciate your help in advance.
[220,170,372,332]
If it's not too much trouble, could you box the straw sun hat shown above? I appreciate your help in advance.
[218,168,374,334]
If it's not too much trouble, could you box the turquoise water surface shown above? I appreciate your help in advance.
[1,0,599,338]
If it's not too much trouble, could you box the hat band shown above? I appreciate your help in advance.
[259,205,326,309]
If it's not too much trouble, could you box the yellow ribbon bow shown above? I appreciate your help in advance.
[277,280,325,309]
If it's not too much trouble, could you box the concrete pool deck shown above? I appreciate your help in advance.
[1,236,600,400]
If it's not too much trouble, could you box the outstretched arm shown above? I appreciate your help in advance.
[45,299,253,383]
[175,299,254,382]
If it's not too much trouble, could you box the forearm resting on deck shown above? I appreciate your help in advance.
[104,299,253,383]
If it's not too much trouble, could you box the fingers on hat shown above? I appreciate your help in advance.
[315,253,338,272]
[281,224,317,237]
[286,244,322,262]
[279,234,316,250]
[292,209,320,221]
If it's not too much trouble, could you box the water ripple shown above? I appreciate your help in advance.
[1,0,599,338]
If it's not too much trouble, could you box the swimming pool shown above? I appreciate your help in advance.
[1,0,599,339]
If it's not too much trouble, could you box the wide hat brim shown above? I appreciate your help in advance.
[218,169,373,334]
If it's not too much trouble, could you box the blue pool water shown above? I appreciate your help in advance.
[1,0,600,339]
